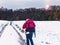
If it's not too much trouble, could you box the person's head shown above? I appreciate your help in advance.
[26,18,30,21]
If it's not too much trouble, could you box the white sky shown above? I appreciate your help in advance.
[0,0,60,10]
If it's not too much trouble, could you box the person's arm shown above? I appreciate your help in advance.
[22,23,26,29]
[33,21,36,37]
[34,28,36,37]
[21,23,26,33]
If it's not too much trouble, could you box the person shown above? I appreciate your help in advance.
[21,18,36,45]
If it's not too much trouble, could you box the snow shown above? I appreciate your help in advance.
[0,20,60,45]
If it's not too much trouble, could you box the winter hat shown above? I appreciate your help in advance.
[26,18,30,21]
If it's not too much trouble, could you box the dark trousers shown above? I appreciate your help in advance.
[26,33,34,45]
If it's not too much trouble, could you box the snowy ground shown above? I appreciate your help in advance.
[0,20,60,45]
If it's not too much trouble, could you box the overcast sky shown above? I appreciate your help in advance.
[0,0,60,10]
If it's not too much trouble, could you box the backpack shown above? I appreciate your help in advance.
[28,22,35,28]
[26,21,35,33]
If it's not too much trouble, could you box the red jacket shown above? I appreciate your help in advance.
[22,19,35,30]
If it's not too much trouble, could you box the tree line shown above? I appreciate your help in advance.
[0,6,60,21]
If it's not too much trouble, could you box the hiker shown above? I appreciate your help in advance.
[21,18,36,45]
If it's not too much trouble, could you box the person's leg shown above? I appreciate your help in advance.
[26,34,29,45]
[29,33,34,45]
[29,38,34,45]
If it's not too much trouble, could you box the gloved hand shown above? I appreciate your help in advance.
[34,32,36,38]
[21,30,24,33]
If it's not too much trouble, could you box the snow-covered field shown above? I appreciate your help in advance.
[0,20,60,45]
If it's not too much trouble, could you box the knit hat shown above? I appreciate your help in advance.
[26,18,30,21]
